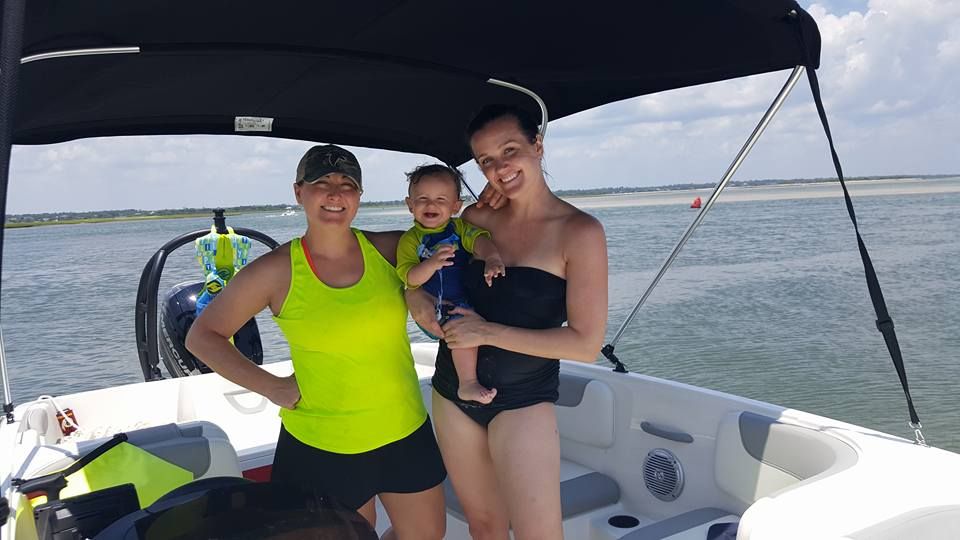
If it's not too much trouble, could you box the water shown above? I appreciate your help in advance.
[2,180,959,450]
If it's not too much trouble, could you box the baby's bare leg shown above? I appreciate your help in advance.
[452,347,497,404]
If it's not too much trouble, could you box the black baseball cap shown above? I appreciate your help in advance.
[295,145,362,191]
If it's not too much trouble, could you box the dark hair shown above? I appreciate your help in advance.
[465,104,540,145]
[405,163,463,197]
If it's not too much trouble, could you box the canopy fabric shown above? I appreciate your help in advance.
[10,0,820,164]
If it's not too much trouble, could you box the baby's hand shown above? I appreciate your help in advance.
[428,244,457,270]
[484,256,506,286]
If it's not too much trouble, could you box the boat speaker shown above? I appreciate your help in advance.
[643,448,684,501]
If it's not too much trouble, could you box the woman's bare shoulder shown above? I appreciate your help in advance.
[241,241,292,277]
[551,198,602,229]
[244,242,293,312]
[559,205,606,250]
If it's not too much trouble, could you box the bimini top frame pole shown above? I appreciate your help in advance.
[20,47,140,65]
[0,327,11,424]
[0,0,26,423]
[601,65,805,373]
[487,78,549,139]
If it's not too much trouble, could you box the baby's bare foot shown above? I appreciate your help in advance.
[458,380,497,405]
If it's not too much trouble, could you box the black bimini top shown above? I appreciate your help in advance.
[11,0,820,164]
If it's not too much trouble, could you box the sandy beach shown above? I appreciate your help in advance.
[565,177,960,209]
[361,177,960,215]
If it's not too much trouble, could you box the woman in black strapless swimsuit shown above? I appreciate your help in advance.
[431,260,567,426]
[409,104,608,539]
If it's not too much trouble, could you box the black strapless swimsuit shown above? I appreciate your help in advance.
[431,260,567,426]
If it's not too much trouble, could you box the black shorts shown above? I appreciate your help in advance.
[271,418,446,510]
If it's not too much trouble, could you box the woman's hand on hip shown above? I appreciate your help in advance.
[405,288,444,338]
[443,307,495,349]
[267,374,301,409]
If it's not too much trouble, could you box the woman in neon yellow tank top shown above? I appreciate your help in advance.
[186,145,445,539]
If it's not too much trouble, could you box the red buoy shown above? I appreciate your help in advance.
[690,196,702,209]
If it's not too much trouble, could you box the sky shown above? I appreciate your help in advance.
[7,0,959,214]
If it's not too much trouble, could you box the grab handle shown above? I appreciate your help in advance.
[640,421,693,444]
[223,389,268,415]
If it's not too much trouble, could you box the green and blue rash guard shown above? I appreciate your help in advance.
[396,217,490,305]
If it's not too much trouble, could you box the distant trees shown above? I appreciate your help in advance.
[6,174,956,225]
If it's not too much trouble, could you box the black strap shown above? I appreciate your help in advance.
[601,345,628,373]
[793,10,920,426]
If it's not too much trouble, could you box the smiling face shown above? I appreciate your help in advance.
[294,172,361,227]
[405,173,463,229]
[469,115,544,199]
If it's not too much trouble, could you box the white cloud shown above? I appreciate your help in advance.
[541,0,960,189]
[867,99,913,114]
[235,157,271,172]
[144,150,179,165]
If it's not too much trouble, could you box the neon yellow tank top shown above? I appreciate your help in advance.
[273,230,427,454]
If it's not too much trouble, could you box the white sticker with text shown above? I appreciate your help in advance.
[234,117,274,132]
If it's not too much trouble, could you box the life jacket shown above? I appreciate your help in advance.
[194,225,252,314]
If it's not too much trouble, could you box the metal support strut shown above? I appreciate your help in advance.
[601,66,805,372]
[487,78,549,139]
[1,328,12,424]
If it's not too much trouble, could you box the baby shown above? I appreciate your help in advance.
[397,164,505,404]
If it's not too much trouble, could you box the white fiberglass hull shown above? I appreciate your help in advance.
[3,343,959,539]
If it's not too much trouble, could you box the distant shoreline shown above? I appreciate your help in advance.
[5,207,394,229]
[564,176,960,210]
[6,174,958,228]
[4,211,246,229]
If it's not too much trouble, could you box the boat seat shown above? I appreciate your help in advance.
[19,399,63,445]
[28,421,242,480]
[715,411,858,506]
[443,459,620,522]
[617,508,739,539]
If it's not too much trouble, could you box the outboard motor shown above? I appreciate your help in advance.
[135,210,279,381]
[158,281,263,376]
